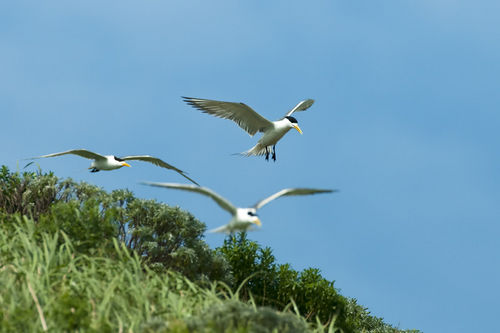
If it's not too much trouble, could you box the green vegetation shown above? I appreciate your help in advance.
[218,234,396,331]
[0,166,420,332]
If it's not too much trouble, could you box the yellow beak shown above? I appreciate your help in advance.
[122,162,131,167]
[254,218,262,226]
[293,124,303,134]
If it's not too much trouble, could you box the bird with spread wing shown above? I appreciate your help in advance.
[142,182,335,234]
[183,97,314,161]
[32,149,199,185]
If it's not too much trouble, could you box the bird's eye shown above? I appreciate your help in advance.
[247,212,255,216]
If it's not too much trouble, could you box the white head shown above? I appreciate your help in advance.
[111,156,131,168]
[285,116,303,134]
[235,208,262,228]
[90,156,132,171]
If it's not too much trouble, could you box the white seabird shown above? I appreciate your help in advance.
[142,182,335,234]
[182,97,314,161]
[33,149,199,185]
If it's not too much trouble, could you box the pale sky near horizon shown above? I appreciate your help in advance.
[2,1,500,332]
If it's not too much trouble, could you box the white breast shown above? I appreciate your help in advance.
[258,119,291,146]
[90,156,124,170]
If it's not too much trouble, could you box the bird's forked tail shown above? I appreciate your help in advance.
[239,143,268,157]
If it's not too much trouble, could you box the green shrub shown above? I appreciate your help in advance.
[0,166,60,218]
[0,166,230,282]
[0,218,318,332]
[186,300,310,333]
[217,233,419,333]
[119,196,229,282]
[0,166,420,332]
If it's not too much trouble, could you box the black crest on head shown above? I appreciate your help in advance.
[113,156,125,162]
[285,116,298,124]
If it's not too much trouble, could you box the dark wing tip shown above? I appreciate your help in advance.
[182,97,207,111]
[182,173,200,186]
[23,161,35,169]
[314,189,338,193]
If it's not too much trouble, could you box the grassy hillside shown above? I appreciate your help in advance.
[0,167,420,332]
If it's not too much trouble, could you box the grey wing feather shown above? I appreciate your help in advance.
[34,149,106,160]
[121,156,199,185]
[253,188,335,210]
[183,97,273,136]
[208,224,231,234]
[141,182,237,214]
[284,99,315,117]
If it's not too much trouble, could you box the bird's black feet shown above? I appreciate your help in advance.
[265,147,270,161]
[272,145,276,162]
[89,168,99,173]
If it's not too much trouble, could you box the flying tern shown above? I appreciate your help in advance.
[182,97,315,161]
[33,149,199,185]
[142,182,335,234]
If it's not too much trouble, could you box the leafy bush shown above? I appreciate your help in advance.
[0,217,320,332]
[0,166,62,218]
[217,234,420,333]
[186,300,311,333]
[0,166,420,332]
[116,195,229,282]
[0,166,229,282]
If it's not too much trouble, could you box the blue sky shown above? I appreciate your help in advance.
[2,1,499,331]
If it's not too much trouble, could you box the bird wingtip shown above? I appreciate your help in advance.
[181,96,195,102]
[23,161,35,169]
[187,178,200,186]
[317,189,338,194]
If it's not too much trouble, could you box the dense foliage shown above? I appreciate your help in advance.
[217,234,411,332]
[0,166,229,282]
[0,167,420,332]
[0,217,313,332]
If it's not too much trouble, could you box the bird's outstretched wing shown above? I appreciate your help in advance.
[208,224,231,234]
[142,182,237,214]
[284,99,315,118]
[34,149,106,161]
[208,223,258,234]
[121,156,199,185]
[253,188,335,210]
[183,96,273,136]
